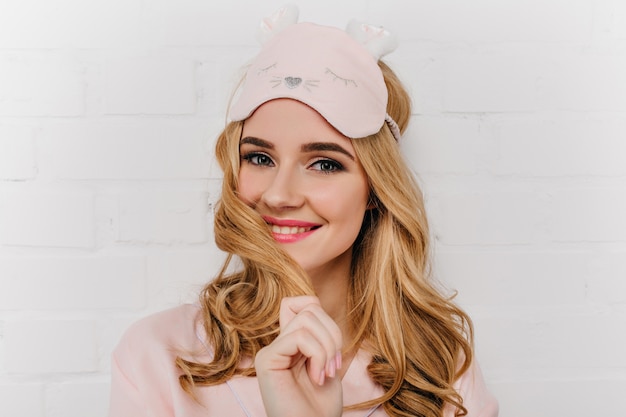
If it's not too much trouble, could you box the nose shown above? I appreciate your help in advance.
[260,165,304,210]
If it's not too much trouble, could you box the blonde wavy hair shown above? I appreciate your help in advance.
[176,61,473,417]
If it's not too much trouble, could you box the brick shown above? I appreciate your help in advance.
[369,0,594,42]
[0,188,95,248]
[0,321,4,372]
[99,317,141,371]
[104,53,195,114]
[146,248,226,308]
[0,0,143,49]
[301,1,370,29]
[494,379,626,417]
[491,117,626,176]
[402,116,482,175]
[0,0,624,410]
[142,1,251,46]
[427,192,547,245]
[434,251,587,306]
[442,52,540,112]
[196,53,265,117]
[547,188,626,242]
[206,121,228,179]
[4,320,98,374]
[46,380,110,417]
[542,52,626,111]
[0,52,84,117]
[39,120,212,180]
[0,124,37,180]
[475,313,626,371]
[117,190,207,244]
[141,1,367,46]
[615,0,626,39]
[586,251,626,304]
[387,51,445,115]
[0,256,145,310]
[0,383,44,417]
[194,60,221,115]
[590,2,611,40]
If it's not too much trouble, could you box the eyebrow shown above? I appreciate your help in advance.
[240,136,355,161]
[240,136,274,149]
[301,142,355,160]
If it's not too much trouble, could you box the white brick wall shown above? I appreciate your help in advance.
[0,1,624,416]
[0,188,96,248]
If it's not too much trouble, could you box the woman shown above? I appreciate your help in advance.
[108,6,498,417]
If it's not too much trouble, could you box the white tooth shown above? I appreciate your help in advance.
[271,224,313,235]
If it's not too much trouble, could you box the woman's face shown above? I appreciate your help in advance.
[238,99,370,278]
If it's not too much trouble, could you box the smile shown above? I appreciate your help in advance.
[262,216,321,243]
[271,225,316,235]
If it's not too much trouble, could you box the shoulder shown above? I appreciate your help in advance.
[112,304,210,375]
[447,359,499,417]
[108,305,217,416]
[118,304,204,348]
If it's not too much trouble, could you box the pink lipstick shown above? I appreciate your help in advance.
[262,216,321,243]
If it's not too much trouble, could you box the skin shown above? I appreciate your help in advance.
[237,98,371,417]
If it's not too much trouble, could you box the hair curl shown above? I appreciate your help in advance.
[176,61,473,417]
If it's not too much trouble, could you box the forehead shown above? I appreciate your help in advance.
[241,98,354,150]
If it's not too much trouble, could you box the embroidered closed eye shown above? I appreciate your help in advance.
[325,68,357,87]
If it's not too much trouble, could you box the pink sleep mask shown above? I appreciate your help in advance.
[229,6,401,140]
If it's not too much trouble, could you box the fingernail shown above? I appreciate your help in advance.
[327,359,336,378]
[335,351,342,370]
[319,369,326,385]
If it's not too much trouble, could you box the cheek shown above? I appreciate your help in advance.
[313,180,369,221]
[237,168,261,205]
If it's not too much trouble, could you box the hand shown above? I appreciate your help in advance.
[254,296,344,417]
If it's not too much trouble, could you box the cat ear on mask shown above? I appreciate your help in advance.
[346,20,398,61]
[256,4,300,45]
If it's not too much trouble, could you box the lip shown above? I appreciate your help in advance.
[262,215,321,243]
[262,215,320,228]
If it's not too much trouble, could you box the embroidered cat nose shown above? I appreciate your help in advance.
[284,76,302,88]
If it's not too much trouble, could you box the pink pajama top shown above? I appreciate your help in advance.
[108,304,498,417]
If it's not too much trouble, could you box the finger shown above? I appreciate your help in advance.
[280,307,342,377]
[279,297,343,349]
[256,327,330,385]
[279,297,343,378]
[278,296,321,331]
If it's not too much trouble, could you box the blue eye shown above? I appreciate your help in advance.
[311,159,343,173]
[242,152,274,167]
